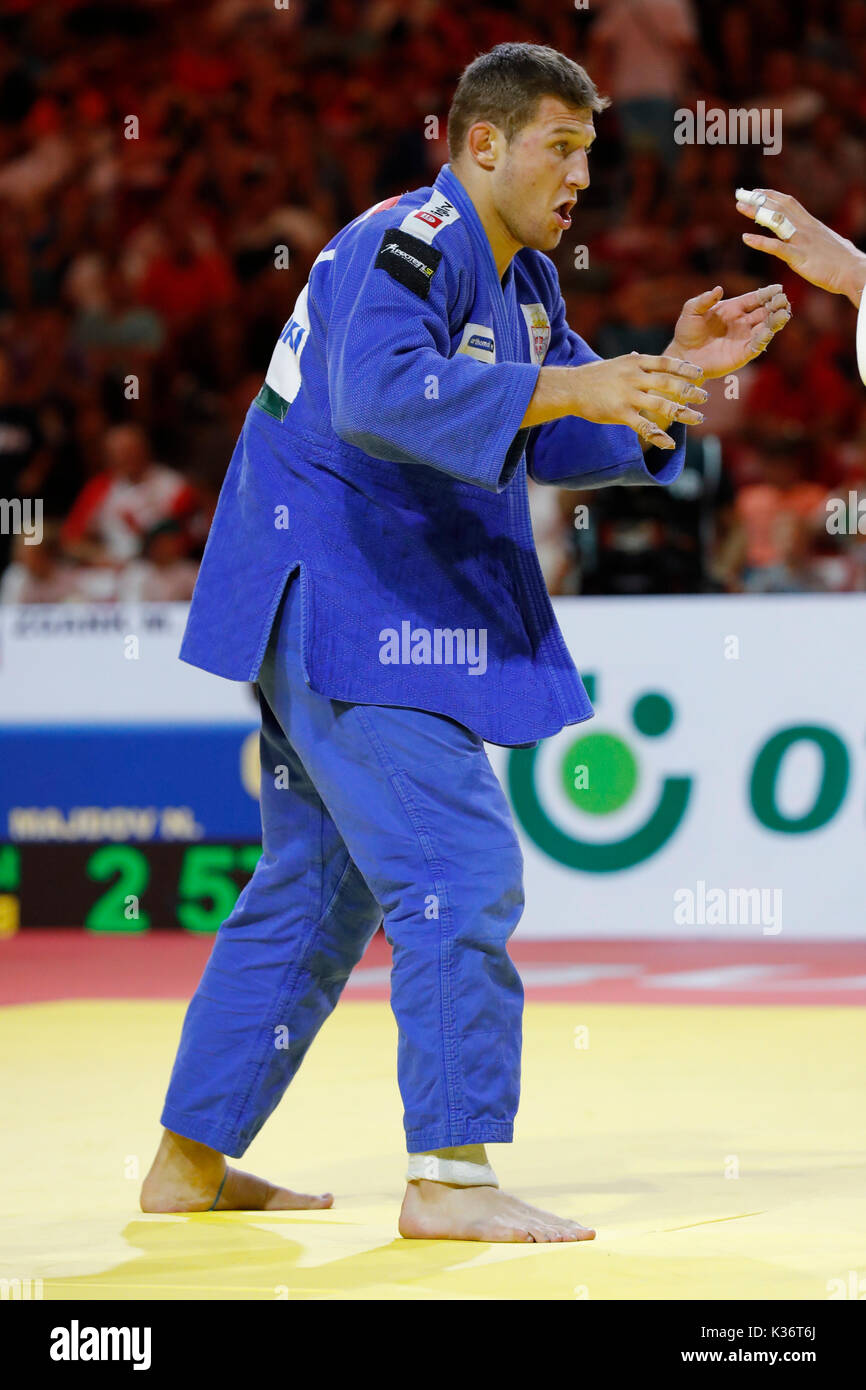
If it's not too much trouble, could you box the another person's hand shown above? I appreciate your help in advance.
[665,284,791,380]
[736,189,866,307]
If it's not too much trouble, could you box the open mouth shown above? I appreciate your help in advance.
[553,199,575,230]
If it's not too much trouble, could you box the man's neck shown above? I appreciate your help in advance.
[448,162,520,280]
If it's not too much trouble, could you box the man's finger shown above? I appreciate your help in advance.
[755,205,796,240]
[684,286,723,315]
[748,305,791,342]
[738,191,797,239]
[642,395,704,426]
[634,354,704,380]
[638,374,708,404]
[629,411,676,449]
[735,283,784,314]
[755,188,796,211]
[746,324,775,356]
[745,291,790,323]
[737,187,794,213]
[742,232,794,263]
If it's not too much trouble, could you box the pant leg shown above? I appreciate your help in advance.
[266,577,526,1153]
[161,679,382,1157]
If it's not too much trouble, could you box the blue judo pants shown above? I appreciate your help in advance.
[161,575,526,1156]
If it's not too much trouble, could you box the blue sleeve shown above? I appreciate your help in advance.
[328,221,540,492]
[525,270,687,489]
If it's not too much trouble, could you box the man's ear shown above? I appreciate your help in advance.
[465,120,501,172]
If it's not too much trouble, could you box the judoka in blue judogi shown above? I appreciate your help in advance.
[161,163,693,1159]
[141,39,790,1241]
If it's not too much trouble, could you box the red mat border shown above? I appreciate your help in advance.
[1,930,864,1006]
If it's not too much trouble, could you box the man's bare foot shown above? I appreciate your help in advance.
[398,1180,596,1243]
[139,1129,333,1214]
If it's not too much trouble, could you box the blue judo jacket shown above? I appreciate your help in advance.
[179,163,686,746]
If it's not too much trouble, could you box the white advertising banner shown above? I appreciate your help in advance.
[1,596,865,939]
[486,594,866,941]
[0,604,254,724]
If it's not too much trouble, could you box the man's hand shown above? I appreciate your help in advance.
[736,188,866,307]
[664,283,791,380]
[522,354,706,449]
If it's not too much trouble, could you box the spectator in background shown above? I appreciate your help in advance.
[0,522,107,603]
[775,110,863,228]
[588,0,702,169]
[61,423,199,569]
[70,260,165,358]
[815,434,866,592]
[0,0,864,601]
[748,50,824,137]
[136,202,236,335]
[742,511,827,592]
[743,319,861,474]
[117,519,199,601]
[720,449,827,592]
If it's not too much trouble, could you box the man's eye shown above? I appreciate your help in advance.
[555,141,569,153]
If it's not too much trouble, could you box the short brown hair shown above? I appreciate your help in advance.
[447,43,609,158]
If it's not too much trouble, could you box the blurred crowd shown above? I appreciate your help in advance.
[0,0,865,604]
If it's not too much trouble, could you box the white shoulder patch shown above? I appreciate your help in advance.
[399,194,461,246]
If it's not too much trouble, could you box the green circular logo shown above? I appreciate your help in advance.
[561,732,638,815]
[632,692,675,737]
[507,681,692,873]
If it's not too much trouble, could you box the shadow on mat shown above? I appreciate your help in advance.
[46,1217,496,1298]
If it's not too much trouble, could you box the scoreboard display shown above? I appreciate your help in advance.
[0,842,262,933]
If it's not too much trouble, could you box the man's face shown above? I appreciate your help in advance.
[105,426,149,481]
[490,96,595,252]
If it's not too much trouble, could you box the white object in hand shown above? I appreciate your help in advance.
[754,205,796,240]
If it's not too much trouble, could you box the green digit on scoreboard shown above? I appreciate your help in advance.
[0,844,20,890]
[85,846,151,933]
[177,845,263,934]
[236,845,263,875]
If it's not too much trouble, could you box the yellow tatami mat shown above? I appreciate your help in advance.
[2,1001,864,1300]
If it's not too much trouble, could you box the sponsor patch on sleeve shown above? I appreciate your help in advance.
[375,228,443,300]
[398,196,460,245]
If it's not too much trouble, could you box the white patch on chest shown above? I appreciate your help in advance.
[520,302,552,364]
[456,323,497,363]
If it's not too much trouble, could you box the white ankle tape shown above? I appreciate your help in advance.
[406,1155,499,1187]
